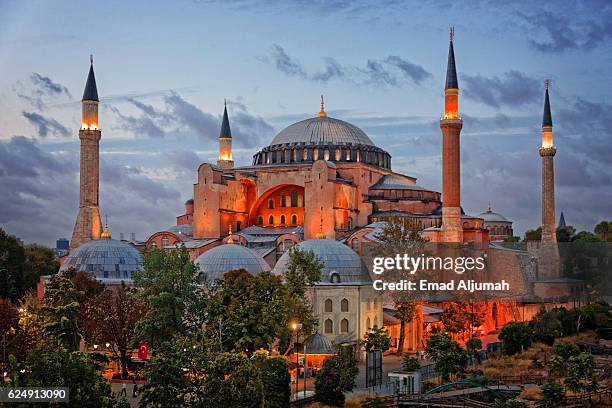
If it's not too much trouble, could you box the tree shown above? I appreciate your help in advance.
[393,302,417,355]
[530,307,562,345]
[22,244,59,292]
[573,231,602,242]
[523,227,541,241]
[441,302,485,340]
[41,275,81,351]
[540,380,564,404]
[0,228,25,301]
[402,355,420,371]
[465,337,483,363]
[363,327,391,353]
[498,322,533,355]
[86,283,147,379]
[251,350,291,408]
[594,220,612,241]
[315,346,358,407]
[424,333,468,382]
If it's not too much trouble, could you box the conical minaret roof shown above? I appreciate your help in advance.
[219,101,232,138]
[445,28,458,90]
[542,81,552,127]
[82,56,99,102]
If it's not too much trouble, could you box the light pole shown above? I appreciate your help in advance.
[291,322,302,399]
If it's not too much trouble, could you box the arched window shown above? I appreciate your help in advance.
[257,216,263,226]
[335,147,341,161]
[291,148,297,162]
[302,148,308,161]
[366,317,371,329]
[341,299,349,312]
[280,215,286,225]
[281,195,287,207]
[351,238,359,253]
[324,299,333,313]
[323,148,330,161]
[268,199,274,209]
[268,215,274,225]
[313,147,319,160]
[290,190,298,207]
[291,214,298,225]
[341,318,349,333]
[161,237,169,248]
[373,316,378,329]
[324,319,333,334]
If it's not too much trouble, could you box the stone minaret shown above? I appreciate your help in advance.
[440,28,463,243]
[70,56,103,250]
[217,100,234,169]
[538,80,560,278]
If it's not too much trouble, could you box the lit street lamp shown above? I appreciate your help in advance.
[291,322,302,399]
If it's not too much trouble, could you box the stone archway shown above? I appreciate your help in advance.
[248,184,305,227]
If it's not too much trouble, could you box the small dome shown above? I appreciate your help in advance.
[270,116,375,147]
[273,239,371,285]
[60,238,142,282]
[185,198,194,205]
[478,209,510,222]
[168,224,193,237]
[194,244,270,282]
[304,333,335,355]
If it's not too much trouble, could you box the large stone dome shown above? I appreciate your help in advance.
[272,239,371,285]
[60,238,142,283]
[270,116,375,146]
[194,244,271,282]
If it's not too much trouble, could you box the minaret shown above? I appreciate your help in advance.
[217,100,234,169]
[70,55,103,250]
[440,28,463,243]
[538,80,560,278]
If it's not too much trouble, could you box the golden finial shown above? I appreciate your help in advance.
[450,26,454,42]
[101,215,111,239]
[316,216,326,239]
[317,95,327,118]
[545,79,549,90]
[227,225,234,244]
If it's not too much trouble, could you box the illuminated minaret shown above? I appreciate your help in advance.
[70,55,103,250]
[440,27,463,243]
[217,100,234,169]
[538,80,560,278]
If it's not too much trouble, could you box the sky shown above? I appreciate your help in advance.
[0,0,611,247]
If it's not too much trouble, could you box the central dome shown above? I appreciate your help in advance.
[269,116,375,147]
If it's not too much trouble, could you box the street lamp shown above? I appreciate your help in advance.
[290,322,302,399]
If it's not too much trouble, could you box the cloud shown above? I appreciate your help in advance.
[462,70,540,108]
[31,73,71,98]
[22,111,70,137]
[14,73,71,110]
[268,45,431,86]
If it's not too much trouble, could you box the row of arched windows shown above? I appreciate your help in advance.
[324,318,350,334]
[324,298,349,313]
[267,191,303,209]
[257,214,299,226]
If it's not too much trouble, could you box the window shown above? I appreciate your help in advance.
[324,148,330,161]
[366,317,371,329]
[324,319,333,334]
[281,195,286,207]
[341,298,349,312]
[373,316,378,329]
[280,215,286,225]
[330,273,340,283]
[351,238,359,253]
[291,214,298,225]
[313,147,319,160]
[268,215,274,225]
[335,147,341,161]
[257,216,263,226]
[268,199,274,209]
[348,217,353,230]
[150,242,157,249]
[298,195,304,207]
[341,319,349,333]
[236,221,241,232]
[303,148,308,161]
[291,190,298,207]
[324,299,333,313]
[161,236,169,248]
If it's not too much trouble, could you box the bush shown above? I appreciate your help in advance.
[552,342,579,360]
[498,322,533,355]
[360,396,386,408]
[315,346,358,407]
[402,356,420,372]
[493,399,529,408]
[540,380,564,404]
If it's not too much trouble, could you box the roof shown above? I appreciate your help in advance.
[542,86,552,127]
[194,243,270,281]
[82,63,99,101]
[445,38,458,90]
[477,209,510,223]
[268,116,375,147]
[220,103,232,138]
[370,174,423,190]
[304,333,335,354]
[272,239,371,285]
[240,225,304,236]
[60,238,141,282]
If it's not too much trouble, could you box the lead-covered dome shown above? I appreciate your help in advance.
[270,117,375,146]
[272,239,371,285]
[60,238,142,282]
[194,244,271,282]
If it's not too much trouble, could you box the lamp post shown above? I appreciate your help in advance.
[291,322,302,400]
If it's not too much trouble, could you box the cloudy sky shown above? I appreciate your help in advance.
[1,0,611,247]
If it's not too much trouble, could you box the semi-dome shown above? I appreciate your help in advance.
[60,238,142,282]
[272,239,371,285]
[270,116,375,146]
[194,244,271,282]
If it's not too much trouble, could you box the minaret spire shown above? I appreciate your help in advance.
[217,100,234,169]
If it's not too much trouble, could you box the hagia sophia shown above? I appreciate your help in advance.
[50,31,582,352]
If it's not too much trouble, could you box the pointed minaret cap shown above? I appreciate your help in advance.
[227,225,234,244]
[82,54,99,102]
[542,80,553,127]
[558,212,566,228]
[317,95,327,118]
[445,27,458,90]
[219,99,232,138]
[100,215,111,239]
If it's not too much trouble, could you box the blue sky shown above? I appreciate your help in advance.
[1,0,611,246]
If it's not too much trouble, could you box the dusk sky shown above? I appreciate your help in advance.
[1,0,611,246]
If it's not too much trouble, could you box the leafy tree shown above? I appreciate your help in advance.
[540,380,564,404]
[22,244,59,292]
[393,302,418,355]
[573,231,602,242]
[8,349,117,408]
[442,302,485,340]
[424,333,468,382]
[594,220,612,241]
[556,226,576,242]
[41,275,81,351]
[552,342,579,360]
[363,327,391,353]
[530,307,562,345]
[251,350,291,408]
[0,228,25,301]
[465,337,482,363]
[523,227,541,241]
[564,352,598,393]
[402,355,420,371]
[498,321,533,355]
[315,346,358,407]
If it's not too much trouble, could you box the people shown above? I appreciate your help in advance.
[133,382,138,397]
[120,382,127,397]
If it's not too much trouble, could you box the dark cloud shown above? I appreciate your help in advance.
[462,70,540,108]
[31,73,71,98]
[22,111,70,137]
[14,73,71,110]
[163,92,219,137]
[268,45,431,86]
[106,102,168,138]
[166,150,203,173]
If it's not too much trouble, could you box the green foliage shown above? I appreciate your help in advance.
[9,349,115,408]
[315,346,358,407]
[553,342,579,360]
[363,327,391,353]
[465,337,482,355]
[402,355,420,371]
[573,231,602,242]
[594,220,612,241]
[361,396,387,408]
[492,399,529,408]
[393,301,418,354]
[498,322,533,355]
[540,380,564,404]
[441,302,485,337]
[41,275,81,351]
[424,333,468,381]
[564,352,598,393]
[251,352,291,408]
[530,307,562,345]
